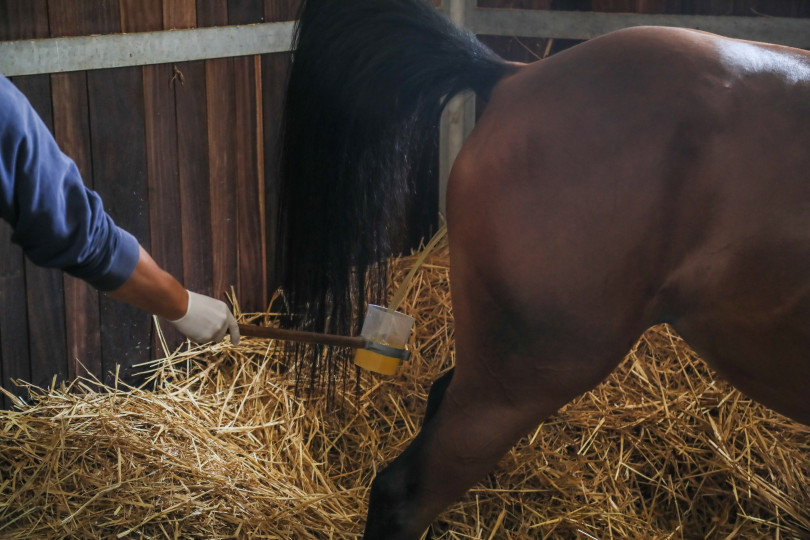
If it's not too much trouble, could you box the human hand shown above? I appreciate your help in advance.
[169,290,240,345]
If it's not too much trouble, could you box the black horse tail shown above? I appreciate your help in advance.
[276,0,511,393]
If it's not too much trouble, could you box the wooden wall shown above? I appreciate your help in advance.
[0,0,301,406]
[0,0,807,407]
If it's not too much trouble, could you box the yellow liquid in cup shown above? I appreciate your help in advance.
[354,348,401,375]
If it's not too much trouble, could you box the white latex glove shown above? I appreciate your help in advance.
[169,290,240,345]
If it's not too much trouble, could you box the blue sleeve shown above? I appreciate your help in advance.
[0,75,140,292]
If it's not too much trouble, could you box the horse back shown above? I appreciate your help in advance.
[447,26,810,423]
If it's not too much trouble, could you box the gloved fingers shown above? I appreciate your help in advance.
[227,311,240,346]
[169,290,239,344]
[213,323,229,343]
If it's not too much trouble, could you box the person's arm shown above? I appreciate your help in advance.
[106,245,188,319]
[1,75,239,345]
[107,245,240,345]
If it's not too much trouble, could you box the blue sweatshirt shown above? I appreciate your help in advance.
[0,75,139,292]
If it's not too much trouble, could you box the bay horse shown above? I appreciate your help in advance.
[275,1,810,538]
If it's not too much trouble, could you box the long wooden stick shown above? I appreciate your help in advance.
[239,227,448,351]
[238,324,367,349]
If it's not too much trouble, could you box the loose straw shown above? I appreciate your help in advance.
[0,233,808,539]
[388,223,447,313]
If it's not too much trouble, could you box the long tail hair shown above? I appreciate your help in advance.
[276,0,510,393]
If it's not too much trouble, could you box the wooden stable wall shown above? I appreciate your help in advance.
[0,0,808,407]
[0,0,301,405]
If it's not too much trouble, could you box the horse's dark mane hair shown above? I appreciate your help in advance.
[276,0,509,395]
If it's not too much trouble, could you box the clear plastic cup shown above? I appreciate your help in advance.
[354,305,414,375]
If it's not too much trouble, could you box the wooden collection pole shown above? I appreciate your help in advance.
[238,324,367,349]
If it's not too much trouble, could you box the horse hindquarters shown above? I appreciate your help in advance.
[366,26,810,538]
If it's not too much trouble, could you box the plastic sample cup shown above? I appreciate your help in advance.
[354,305,414,375]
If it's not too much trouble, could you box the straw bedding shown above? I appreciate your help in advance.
[1,239,809,539]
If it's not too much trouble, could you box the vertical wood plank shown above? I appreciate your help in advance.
[549,0,591,10]
[636,0,683,13]
[260,53,288,293]
[120,0,163,31]
[164,0,201,349]
[0,0,49,40]
[233,55,266,312]
[227,0,265,24]
[175,60,214,297]
[590,0,635,11]
[167,2,214,302]
[143,62,187,353]
[228,0,267,312]
[47,0,121,37]
[164,0,197,29]
[679,0,732,15]
[264,0,301,21]
[201,1,238,303]
[196,0,227,27]
[478,0,551,7]
[205,57,238,303]
[749,1,810,17]
[51,71,103,382]
[88,66,152,385]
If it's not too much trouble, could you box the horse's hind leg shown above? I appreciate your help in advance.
[363,306,629,539]
[363,372,546,539]
[423,368,454,423]
[363,352,624,539]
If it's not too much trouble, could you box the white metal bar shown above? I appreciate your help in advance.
[2,9,808,78]
[439,0,477,215]
[467,8,810,48]
[439,92,476,214]
[0,21,296,77]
